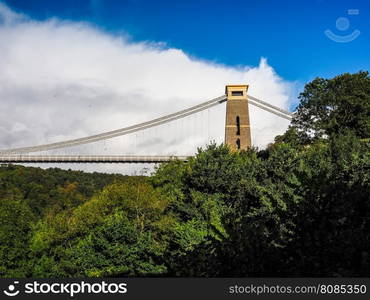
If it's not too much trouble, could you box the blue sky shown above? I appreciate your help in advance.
[3,0,369,84]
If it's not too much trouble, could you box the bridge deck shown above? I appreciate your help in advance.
[0,155,189,163]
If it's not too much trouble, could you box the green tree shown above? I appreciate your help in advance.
[30,181,172,277]
[292,71,370,143]
[285,133,370,276]
[0,190,35,277]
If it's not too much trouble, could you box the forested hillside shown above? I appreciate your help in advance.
[0,71,369,277]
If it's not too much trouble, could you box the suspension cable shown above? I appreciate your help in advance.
[248,99,292,120]
[248,95,293,117]
[0,95,226,154]
[0,94,294,154]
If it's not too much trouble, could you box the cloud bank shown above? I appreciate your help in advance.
[0,3,294,173]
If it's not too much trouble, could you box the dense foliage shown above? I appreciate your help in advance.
[0,71,369,277]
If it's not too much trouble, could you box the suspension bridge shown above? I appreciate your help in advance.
[0,85,293,164]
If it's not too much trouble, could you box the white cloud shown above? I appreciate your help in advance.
[0,3,295,173]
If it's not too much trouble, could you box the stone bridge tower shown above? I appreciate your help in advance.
[224,85,251,150]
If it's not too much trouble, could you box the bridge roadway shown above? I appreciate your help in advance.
[0,155,189,164]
